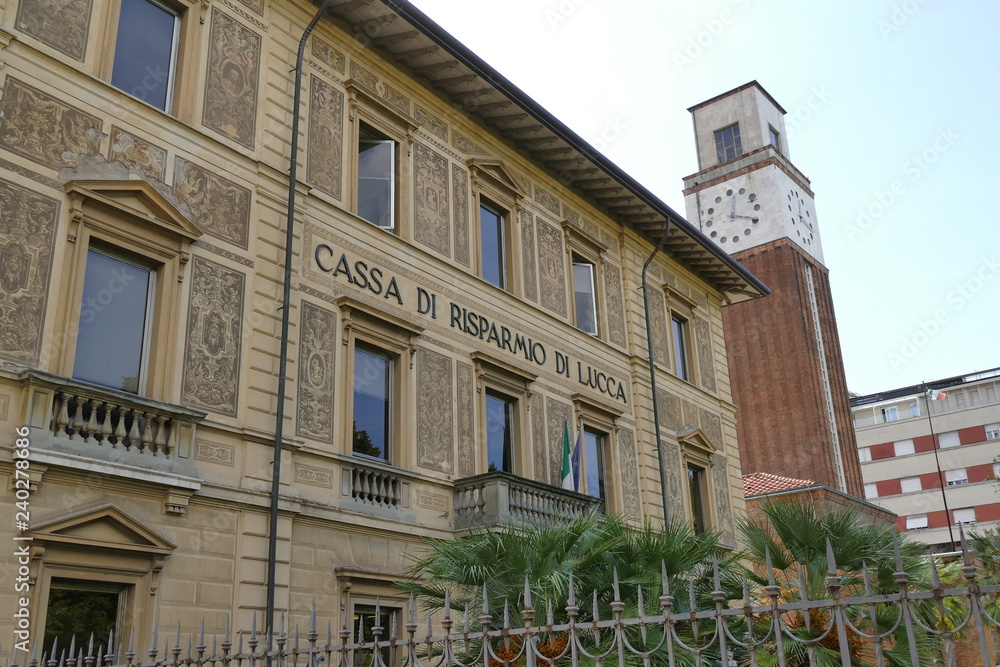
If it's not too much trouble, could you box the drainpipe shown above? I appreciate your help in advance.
[642,221,672,526]
[267,0,336,644]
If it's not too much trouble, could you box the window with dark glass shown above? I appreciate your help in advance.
[44,579,127,655]
[357,124,396,229]
[73,249,154,394]
[485,390,514,472]
[768,126,780,152]
[352,604,398,667]
[479,200,506,289]
[111,0,180,112]
[573,255,598,335]
[713,123,743,163]
[687,463,708,535]
[671,315,689,381]
[582,428,606,502]
[353,345,392,461]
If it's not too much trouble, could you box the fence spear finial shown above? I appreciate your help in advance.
[765,547,776,587]
[825,537,838,576]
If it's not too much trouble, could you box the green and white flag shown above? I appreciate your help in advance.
[561,420,574,490]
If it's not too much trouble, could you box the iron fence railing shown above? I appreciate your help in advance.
[7,541,1000,667]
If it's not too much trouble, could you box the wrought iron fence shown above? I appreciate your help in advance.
[7,541,1000,667]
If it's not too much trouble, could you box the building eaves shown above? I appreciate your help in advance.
[850,365,1000,407]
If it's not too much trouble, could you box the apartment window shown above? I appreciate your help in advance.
[906,514,929,530]
[714,123,743,163]
[955,392,966,408]
[44,579,127,655]
[352,345,393,462]
[111,0,180,111]
[900,476,922,493]
[357,124,396,229]
[479,199,507,289]
[970,389,981,406]
[581,428,607,502]
[986,423,1000,440]
[945,468,969,486]
[858,447,872,463]
[938,431,960,449]
[993,462,1000,479]
[882,406,899,423]
[352,604,399,667]
[572,255,598,335]
[485,390,515,473]
[953,507,976,525]
[671,315,690,381]
[688,463,709,535]
[893,439,915,457]
[73,248,154,394]
[909,402,920,417]
[768,126,780,152]
[987,386,998,403]
[863,483,877,499]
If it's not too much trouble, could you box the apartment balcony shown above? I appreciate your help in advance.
[454,471,601,530]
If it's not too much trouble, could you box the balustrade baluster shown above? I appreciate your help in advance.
[70,395,85,440]
[153,415,167,456]
[376,474,387,506]
[164,418,175,457]
[85,398,99,443]
[99,402,112,445]
[361,471,372,503]
[127,409,141,450]
[54,391,70,436]
[113,404,127,447]
[352,469,362,500]
[140,412,154,453]
[386,478,397,506]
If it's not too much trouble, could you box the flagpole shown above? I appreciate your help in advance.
[924,384,955,551]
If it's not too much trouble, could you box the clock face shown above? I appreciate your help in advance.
[703,186,760,247]
[787,188,815,246]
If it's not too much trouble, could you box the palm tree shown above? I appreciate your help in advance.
[968,524,1000,618]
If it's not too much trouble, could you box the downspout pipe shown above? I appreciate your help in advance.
[642,221,672,527]
[267,0,335,642]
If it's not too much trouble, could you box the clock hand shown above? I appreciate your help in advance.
[730,196,736,218]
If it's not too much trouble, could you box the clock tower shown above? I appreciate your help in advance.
[682,81,863,498]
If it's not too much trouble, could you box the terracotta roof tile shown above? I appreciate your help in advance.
[743,471,817,497]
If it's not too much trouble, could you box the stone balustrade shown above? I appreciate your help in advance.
[454,471,601,529]
[341,456,411,512]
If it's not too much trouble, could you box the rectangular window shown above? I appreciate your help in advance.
[906,514,928,530]
[672,315,690,381]
[970,389,981,406]
[572,255,598,335]
[45,579,127,655]
[357,124,396,229]
[953,507,976,525]
[909,402,920,417]
[713,123,743,163]
[687,463,708,535]
[955,392,966,408]
[111,0,180,112]
[485,390,515,473]
[863,483,877,499]
[858,447,872,463]
[882,406,899,422]
[73,248,154,394]
[768,126,780,152]
[938,431,960,449]
[985,423,1000,440]
[987,386,997,403]
[582,428,607,502]
[893,439,915,457]
[946,468,969,486]
[900,476,922,493]
[479,200,507,289]
[352,604,398,667]
[353,345,392,461]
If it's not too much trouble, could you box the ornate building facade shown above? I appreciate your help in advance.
[0,0,767,653]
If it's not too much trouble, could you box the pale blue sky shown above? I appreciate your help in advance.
[408,0,1000,395]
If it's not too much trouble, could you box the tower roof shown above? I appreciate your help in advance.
[687,80,786,115]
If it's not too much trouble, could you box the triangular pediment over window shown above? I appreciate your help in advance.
[65,179,202,243]
[676,425,718,456]
[32,504,175,556]
[467,158,527,199]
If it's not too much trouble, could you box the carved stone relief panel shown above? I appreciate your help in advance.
[181,256,245,416]
[456,361,474,477]
[415,106,447,140]
[545,397,572,487]
[231,0,262,15]
[663,440,684,519]
[381,83,409,115]
[452,165,469,266]
[0,78,102,170]
[109,127,166,182]
[296,301,337,443]
[682,399,699,430]
[712,453,736,548]
[416,348,454,473]
[296,464,333,488]
[536,219,566,317]
[16,0,93,61]
[647,287,670,369]
[202,9,261,150]
[694,316,717,393]
[452,131,486,155]
[657,388,683,433]
[349,61,378,91]
[616,427,641,522]
[533,184,560,216]
[307,76,344,200]
[699,408,723,449]
[531,392,545,483]
[173,158,251,249]
[519,210,537,303]
[603,263,626,347]
[0,178,59,364]
[413,143,450,257]
[311,37,346,74]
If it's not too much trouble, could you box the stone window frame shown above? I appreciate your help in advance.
[55,180,201,402]
[336,567,411,665]
[563,221,609,339]
[94,0,205,119]
[345,80,417,237]
[664,284,701,387]
[471,351,536,477]
[337,296,423,470]
[571,393,624,512]
[676,426,719,535]
[468,159,526,295]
